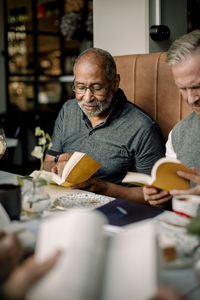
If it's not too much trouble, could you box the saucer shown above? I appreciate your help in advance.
[52,192,114,210]
[157,212,200,269]
[161,247,200,269]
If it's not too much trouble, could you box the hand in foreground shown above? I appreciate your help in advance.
[2,251,61,300]
[72,176,108,195]
[51,153,73,176]
[0,233,24,282]
[143,186,172,206]
[170,170,200,196]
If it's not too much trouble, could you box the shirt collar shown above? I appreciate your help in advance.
[108,88,128,119]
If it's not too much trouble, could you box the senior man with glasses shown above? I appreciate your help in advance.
[44,48,165,203]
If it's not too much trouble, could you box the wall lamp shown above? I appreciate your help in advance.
[150,0,170,41]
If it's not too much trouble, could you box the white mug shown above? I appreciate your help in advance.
[172,195,200,218]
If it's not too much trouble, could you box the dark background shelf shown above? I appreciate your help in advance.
[1,0,93,174]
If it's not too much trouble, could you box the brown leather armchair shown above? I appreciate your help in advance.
[114,52,192,141]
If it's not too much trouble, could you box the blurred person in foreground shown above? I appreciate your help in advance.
[143,29,200,206]
[0,232,60,300]
[0,231,186,300]
[43,47,165,204]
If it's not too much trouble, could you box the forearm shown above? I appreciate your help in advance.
[73,177,146,203]
[102,182,146,204]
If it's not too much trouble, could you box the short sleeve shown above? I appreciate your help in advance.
[134,123,166,175]
[50,108,65,153]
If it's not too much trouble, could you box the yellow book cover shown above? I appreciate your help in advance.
[30,152,102,187]
[122,157,194,191]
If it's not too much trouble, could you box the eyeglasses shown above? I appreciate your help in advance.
[72,85,109,96]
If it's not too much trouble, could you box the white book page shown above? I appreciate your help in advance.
[61,152,85,182]
[28,210,108,300]
[101,220,157,300]
[30,170,62,184]
[151,157,182,180]
[122,172,153,185]
[30,152,85,185]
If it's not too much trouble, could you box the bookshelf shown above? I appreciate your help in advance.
[1,0,93,174]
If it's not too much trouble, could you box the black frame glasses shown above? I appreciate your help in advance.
[71,84,109,95]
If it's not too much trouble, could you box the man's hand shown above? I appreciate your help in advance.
[0,233,24,282]
[143,186,172,206]
[151,285,186,300]
[72,176,109,195]
[51,153,73,176]
[2,251,61,299]
[44,153,73,174]
[170,170,200,196]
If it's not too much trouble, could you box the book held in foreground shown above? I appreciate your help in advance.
[122,157,194,191]
[27,210,157,300]
[30,152,102,187]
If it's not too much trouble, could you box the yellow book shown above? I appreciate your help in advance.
[30,152,102,187]
[122,157,194,191]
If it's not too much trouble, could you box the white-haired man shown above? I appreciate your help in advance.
[143,29,200,206]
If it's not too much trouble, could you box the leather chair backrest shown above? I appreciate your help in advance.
[114,52,193,141]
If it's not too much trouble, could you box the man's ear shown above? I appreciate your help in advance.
[112,74,120,91]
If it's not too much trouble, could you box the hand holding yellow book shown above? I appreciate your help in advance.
[122,157,194,191]
[31,152,102,187]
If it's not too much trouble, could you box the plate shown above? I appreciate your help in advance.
[157,211,200,269]
[52,192,115,210]
[161,247,200,269]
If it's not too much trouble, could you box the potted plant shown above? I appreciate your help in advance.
[18,127,53,215]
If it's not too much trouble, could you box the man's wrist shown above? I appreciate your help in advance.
[54,154,60,163]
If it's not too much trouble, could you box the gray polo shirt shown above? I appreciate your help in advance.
[49,89,165,184]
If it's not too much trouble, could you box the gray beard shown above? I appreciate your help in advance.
[78,92,113,117]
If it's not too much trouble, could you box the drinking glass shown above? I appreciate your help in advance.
[0,128,6,159]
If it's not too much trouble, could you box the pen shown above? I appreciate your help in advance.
[116,206,128,215]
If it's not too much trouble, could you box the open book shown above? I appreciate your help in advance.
[27,210,157,300]
[31,152,102,187]
[122,157,194,191]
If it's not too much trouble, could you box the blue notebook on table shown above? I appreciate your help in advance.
[97,198,164,226]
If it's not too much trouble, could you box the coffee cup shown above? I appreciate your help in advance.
[172,195,200,218]
[0,184,21,220]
